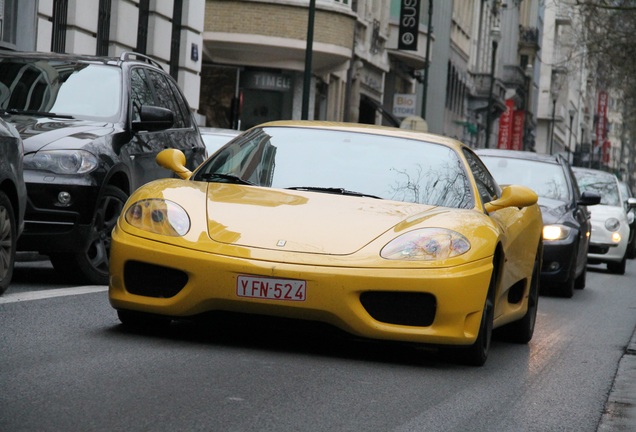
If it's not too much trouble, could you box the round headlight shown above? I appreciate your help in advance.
[605,218,620,232]
[381,228,471,261]
[125,199,190,236]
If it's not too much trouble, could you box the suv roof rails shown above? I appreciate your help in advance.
[119,52,164,71]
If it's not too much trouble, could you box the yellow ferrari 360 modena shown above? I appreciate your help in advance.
[108,121,543,366]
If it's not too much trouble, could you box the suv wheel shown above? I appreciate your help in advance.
[0,191,17,295]
[50,185,128,285]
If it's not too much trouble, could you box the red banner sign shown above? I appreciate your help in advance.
[595,91,608,149]
[497,99,515,149]
[511,110,525,150]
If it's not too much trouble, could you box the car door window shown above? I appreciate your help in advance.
[463,149,500,205]
[165,77,192,128]
[130,68,155,122]
[146,69,186,129]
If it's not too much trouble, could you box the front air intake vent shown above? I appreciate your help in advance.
[124,261,188,298]
[360,292,436,327]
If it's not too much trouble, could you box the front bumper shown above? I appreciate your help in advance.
[17,171,99,253]
[108,229,497,346]
[541,237,578,285]
[588,222,629,263]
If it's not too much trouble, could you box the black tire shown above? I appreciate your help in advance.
[626,233,636,259]
[50,185,128,285]
[574,261,587,290]
[0,191,17,295]
[555,276,575,298]
[498,244,541,344]
[554,246,576,297]
[449,256,501,367]
[607,256,627,275]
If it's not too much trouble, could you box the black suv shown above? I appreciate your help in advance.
[0,51,206,284]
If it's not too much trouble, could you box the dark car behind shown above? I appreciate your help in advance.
[477,149,599,298]
[0,117,27,294]
[0,51,206,284]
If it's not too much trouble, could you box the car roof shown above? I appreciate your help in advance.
[199,127,241,136]
[571,166,617,178]
[475,149,562,165]
[0,50,164,70]
[256,120,468,150]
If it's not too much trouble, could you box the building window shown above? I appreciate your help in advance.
[0,0,17,48]
[51,0,68,53]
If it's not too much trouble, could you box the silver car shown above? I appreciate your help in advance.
[573,167,636,274]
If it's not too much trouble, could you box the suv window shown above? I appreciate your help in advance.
[146,68,188,129]
[130,68,156,122]
[1,61,122,121]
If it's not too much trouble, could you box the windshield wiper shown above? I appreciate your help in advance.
[286,186,382,199]
[5,109,75,119]
[200,172,255,185]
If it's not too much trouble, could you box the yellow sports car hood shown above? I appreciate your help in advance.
[206,183,434,255]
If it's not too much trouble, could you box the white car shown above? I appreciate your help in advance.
[573,167,636,274]
[199,127,241,157]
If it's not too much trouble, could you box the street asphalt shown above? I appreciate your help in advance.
[597,323,636,431]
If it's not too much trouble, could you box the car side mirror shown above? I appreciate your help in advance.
[627,197,636,208]
[132,105,174,132]
[156,148,192,179]
[578,191,601,206]
[484,185,538,213]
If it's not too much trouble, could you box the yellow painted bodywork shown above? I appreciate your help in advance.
[109,122,543,346]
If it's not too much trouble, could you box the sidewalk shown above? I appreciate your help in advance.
[597,325,636,431]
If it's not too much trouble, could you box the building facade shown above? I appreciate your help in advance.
[2,0,205,119]
[3,0,629,184]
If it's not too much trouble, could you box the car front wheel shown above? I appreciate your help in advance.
[497,243,541,343]
[0,191,17,295]
[607,255,627,275]
[50,185,128,285]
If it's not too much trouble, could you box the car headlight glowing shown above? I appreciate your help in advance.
[543,224,572,241]
[381,228,471,260]
[24,150,99,174]
[125,199,190,236]
[605,218,620,232]
[612,232,621,243]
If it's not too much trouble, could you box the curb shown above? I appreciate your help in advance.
[597,325,636,431]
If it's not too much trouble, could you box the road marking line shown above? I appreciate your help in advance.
[0,286,108,304]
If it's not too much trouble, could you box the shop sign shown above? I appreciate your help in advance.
[398,0,421,51]
[243,71,292,92]
[393,94,417,117]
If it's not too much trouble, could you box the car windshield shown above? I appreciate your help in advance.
[574,169,620,206]
[0,58,122,121]
[480,156,571,202]
[194,126,475,209]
